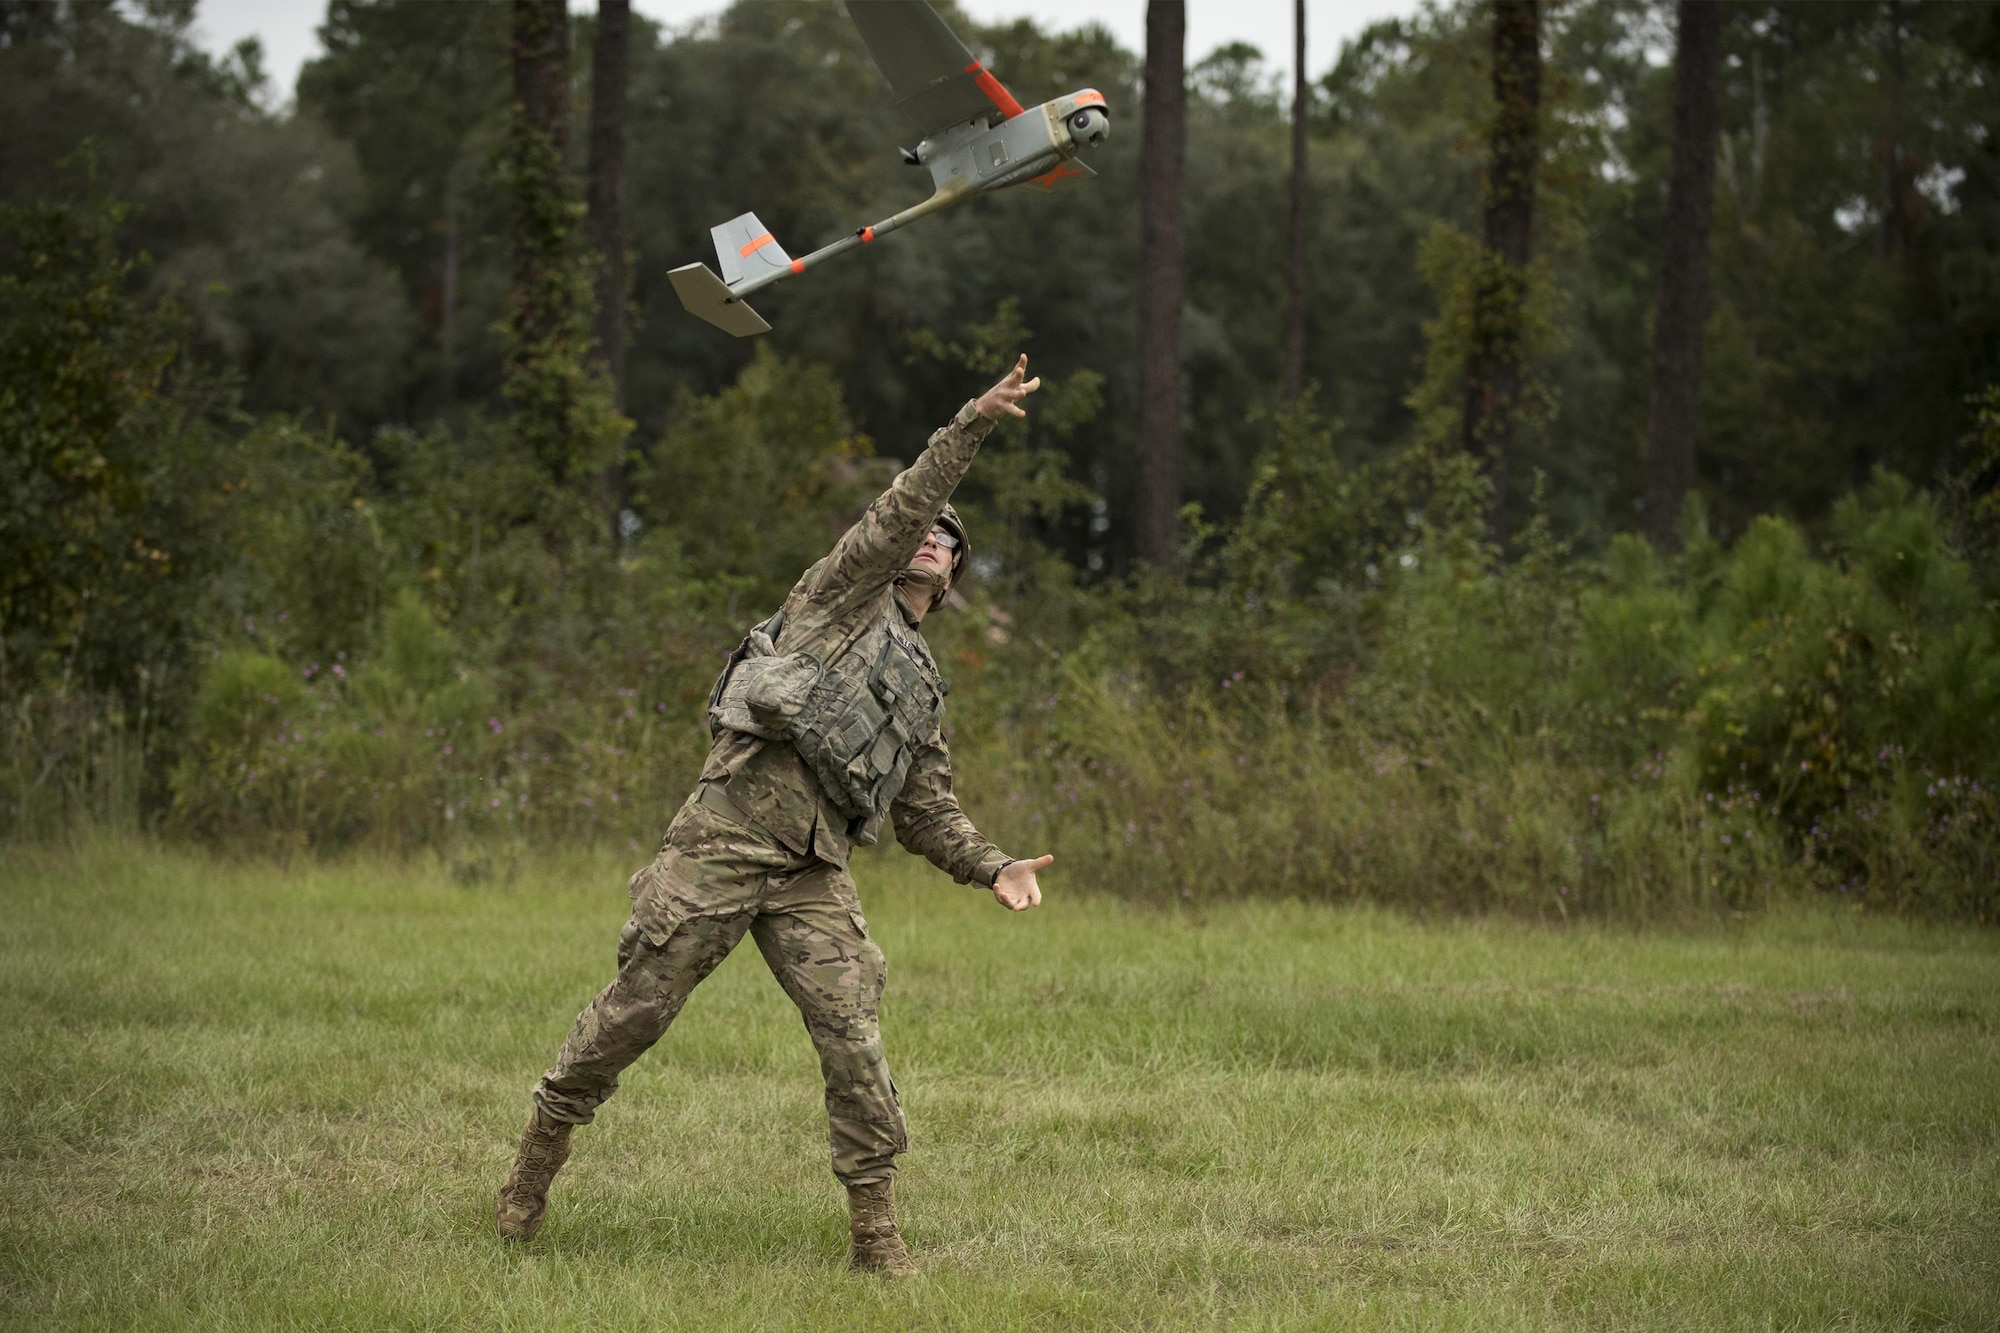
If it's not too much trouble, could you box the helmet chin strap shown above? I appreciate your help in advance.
[894,566,950,611]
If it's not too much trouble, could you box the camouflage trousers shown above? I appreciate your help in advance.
[532,794,908,1186]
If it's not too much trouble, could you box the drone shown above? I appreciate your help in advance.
[670,0,1111,337]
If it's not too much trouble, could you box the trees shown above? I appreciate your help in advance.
[587,0,632,412]
[1459,0,1541,545]
[0,178,180,690]
[1690,1,1997,532]
[0,167,379,701]
[507,0,573,384]
[0,5,413,430]
[587,0,632,529]
[1280,0,1308,403]
[1640,0,1723,550]
[503,0,625,553]
[6,0,2000,881]
[298,1,509,417]
[8,0,1998,573]
[1135,0,1188,568]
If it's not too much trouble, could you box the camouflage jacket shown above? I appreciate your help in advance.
[699,398,1014,887]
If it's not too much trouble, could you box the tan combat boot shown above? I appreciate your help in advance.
[495,1107,574,1242]
[846,1179,916,1277]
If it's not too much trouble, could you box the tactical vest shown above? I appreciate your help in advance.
[706,603,948,822]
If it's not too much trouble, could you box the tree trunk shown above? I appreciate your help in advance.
[587,0,631,533]
[500,0,628,565]
[508,0,571,365]
[513,0,570,158]
[1859,0,1912,490]
[1876,0,1909,264]
[1641,0,1723,550]
[1458,0,1540,547]
[587,0,629,409]
[1280,0,1308,403]
[1135,0,1187,569]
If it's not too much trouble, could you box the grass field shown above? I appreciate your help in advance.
[2,838,1997,1330]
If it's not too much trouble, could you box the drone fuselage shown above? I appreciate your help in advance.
[915,89,1110,196]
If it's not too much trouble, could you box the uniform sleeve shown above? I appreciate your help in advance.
[891,727,1013,887]
[805,400,994,615]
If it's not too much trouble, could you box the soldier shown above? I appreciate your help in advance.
[497,356,1055,1276]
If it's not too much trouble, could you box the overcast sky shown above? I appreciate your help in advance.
[190,0,1425,107]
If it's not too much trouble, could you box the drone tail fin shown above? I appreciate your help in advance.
[671,210,791,337]
[669,262,771,338]
[712,212,794,288]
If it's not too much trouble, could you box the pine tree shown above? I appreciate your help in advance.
[1135,0,1187,568]
[1280,0,1309,404]
[1459,0,1540,546]
[1641,0,1723,550]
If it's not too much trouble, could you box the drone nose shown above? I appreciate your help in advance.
[1068,105,1110,149]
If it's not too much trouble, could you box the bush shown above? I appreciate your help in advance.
[952,651,1802,923]
[939,464,1999,923]
[167,585,719,863]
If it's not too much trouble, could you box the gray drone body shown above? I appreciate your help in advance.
[670,0,1110,337]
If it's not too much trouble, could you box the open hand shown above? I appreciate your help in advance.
[976,354,1043,420]
[994,853,1053,911]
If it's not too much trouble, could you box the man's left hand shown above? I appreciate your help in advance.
[994,854,1052,911]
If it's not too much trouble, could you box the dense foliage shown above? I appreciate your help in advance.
[2,0,1996,918]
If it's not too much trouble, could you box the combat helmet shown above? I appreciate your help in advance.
[902,503,968,611]
[935,502,969,587]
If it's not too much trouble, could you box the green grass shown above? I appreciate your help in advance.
[2,837,1997,1330]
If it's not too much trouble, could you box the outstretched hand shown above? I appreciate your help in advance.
[994,853,1053,911]
[976,354,1043,421]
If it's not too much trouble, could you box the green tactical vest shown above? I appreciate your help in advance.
[706,603,949,822]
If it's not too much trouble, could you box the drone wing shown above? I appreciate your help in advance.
[846,0,1024,137]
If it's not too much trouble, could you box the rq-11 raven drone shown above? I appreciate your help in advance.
[670,0,1110,336]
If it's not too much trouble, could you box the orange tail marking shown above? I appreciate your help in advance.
[739,231,777,257]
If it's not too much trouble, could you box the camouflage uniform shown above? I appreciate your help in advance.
[530,399,1013,1187]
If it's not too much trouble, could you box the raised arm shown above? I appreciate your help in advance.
[805,357,1041,614]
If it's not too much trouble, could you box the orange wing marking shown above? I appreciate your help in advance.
[963,62,1025,120]
[1032,161,1088,189]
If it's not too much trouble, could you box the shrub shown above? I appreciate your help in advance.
[168,584,715,862]
[944,467,1999,922]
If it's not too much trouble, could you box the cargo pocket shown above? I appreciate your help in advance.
[737,651,823,732]
[630,870,687,951]
[626,859,659,906]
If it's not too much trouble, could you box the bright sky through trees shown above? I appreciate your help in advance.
[191,0,1423,106]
